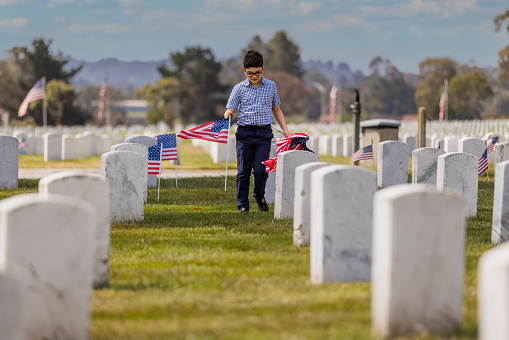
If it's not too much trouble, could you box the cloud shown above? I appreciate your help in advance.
[55,15,67,21]
[296,14,365,32]
[0,0,23,4]
[61,23,134,34]
[295,1,321,16]
[360,0,477,19]
[48,0,75,6]
[332,14,364,27]
[116,0,143,7]
[0,17,28,29]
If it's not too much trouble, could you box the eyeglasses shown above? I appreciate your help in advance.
[246,70,263,77]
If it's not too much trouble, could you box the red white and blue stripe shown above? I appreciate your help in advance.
[154,133,178,161]
[148,144,162,175]
[351,145,374,163]
[487,136,498,153]
[18,79,45,117]
[177,119,229,143]
[478,148,488,176]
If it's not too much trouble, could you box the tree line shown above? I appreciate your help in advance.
[1,9,509,127]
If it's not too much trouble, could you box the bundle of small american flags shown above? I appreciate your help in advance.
[262,133,314,173]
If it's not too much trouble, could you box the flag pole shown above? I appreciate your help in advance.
[225,116,231,192]
[175,157,178,187]
[157,146,162,202]
[371,139,375,171]
[42,76,47,130]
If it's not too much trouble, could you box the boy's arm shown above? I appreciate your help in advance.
[272,105,291,137]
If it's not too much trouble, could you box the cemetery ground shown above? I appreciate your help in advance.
[0,142,495,340]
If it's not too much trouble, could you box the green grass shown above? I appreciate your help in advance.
[0,168,497,340]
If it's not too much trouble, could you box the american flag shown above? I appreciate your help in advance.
[18,137,27,149]
[177,119,229,143]
[351,145,374,163]
[154,133,178,161]
[329,83,338,122]
[18,79,45,117]
[478,148,488,176]
[487,136,498,153]
[148,144,162,175]
[262,133,314,173]
[438,79,448,122]
[98,76,107,119]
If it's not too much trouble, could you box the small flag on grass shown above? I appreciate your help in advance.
[154,133,178,160]
[351,145,373,163]
[148,144,162,175]
[177,119,229,143]
[478,148,488,176]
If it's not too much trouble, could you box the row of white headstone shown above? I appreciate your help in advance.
[0,134,171,338]
[269,146,509,338]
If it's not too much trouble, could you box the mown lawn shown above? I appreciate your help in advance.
[0,166,496,339]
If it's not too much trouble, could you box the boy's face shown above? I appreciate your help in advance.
[243,66,264,86]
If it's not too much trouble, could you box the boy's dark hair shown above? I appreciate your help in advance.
[243,50,263,69]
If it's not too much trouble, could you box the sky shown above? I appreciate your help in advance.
[0,0,508,74]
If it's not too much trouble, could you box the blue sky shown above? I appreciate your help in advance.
[0,0,507,74]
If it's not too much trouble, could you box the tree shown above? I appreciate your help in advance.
[448,70,493,119]
[241,31,303,79]
[264,71,311,117]
[414,58,457,119]
[2,38,82,125]
[135,77,180,126]
[266,31,303,78]
[158,46,225,124]
[361,57,417,117]
[45,80,76,126]
[495,9,509,85]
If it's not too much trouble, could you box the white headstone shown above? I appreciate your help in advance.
[478,243,509,340]
[0,193,96,340]
[83,132,99,155]
[495,142,509,174]
[0,275,25,340]
[27,136,42,155]
[492,160,509,244]
[318,135,332,155]
[39,173,111,288]
[0,136,18,189]
[310,165,376,284]
[444,135,458,153]
[411,147,445,185]
[111,143,148,202]
[44,132,62,161]
[100,151,145,223]
[293,162,331,247]
[265,143,277,204]
[125,135,158,188]
[274,150,319,219]
[343,134,353,157]
[307,136,319,154]
[458,137,485,157]
[377,141,409,188]
[403,134,416,156]
[62,134,78,160]
[372,185,466,338]
[76,134,92,159]
[437,152,478,217]
[331,134,343,157]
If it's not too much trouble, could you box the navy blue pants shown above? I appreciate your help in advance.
[235,125,273,210]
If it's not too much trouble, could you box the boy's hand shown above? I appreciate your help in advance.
[224,109,234,119]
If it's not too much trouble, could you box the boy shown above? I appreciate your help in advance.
[224,50,291,213]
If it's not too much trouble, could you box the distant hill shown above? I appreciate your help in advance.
[66,57,422,94]
[66,57,173,92]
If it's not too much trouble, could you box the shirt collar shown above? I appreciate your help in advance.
[242,78,267,87]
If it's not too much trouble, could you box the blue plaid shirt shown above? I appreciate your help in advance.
[226,78,281,126]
